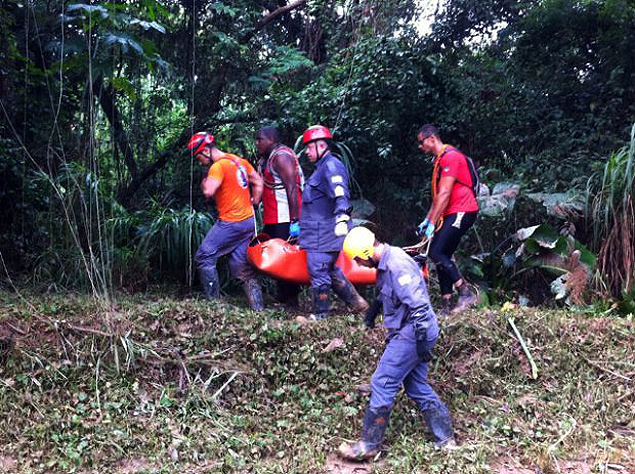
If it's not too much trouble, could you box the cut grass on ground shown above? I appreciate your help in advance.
[0,289,634,473]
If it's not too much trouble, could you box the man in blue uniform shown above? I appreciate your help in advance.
[338,226,456,460]
[299,125,368,320]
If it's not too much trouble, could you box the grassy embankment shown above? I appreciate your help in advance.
[0,289,633,473]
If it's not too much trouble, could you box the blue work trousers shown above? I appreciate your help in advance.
[370,322,453,443]
[306,250,343,290]
[195,216,256,282]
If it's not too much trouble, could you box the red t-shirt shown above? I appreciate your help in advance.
[436,146,479,216]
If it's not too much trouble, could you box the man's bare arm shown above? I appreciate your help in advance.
[274,153,300,220]
[201,178,222,200]
[248,169,263,205]
[427,176,455,224]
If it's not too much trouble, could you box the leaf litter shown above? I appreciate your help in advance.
[0,290,633,473]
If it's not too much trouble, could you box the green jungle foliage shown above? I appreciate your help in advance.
[1,0,634,304]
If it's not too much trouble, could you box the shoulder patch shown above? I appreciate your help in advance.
[331,175,343,184]
[397,274,412,286]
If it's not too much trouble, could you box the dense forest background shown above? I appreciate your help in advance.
[1,0,634,308]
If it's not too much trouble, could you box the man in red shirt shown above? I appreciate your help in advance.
[187,132,264,311]
[417,124,478,315]
[255,125,304,307]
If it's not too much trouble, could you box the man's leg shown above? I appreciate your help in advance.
[306,251,337,320]
[195,222,227,299]
[262,223,301,307]
[339,328,422,460]
[331,267,369,313]
[227,217,264,311]
[403,361,455,446]
[428,212,477,313]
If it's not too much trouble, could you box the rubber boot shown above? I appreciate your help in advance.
[332,271,369,313]
[422,402,455,447]
[338,406,391,461]
[277,280,300,309]
[437,297,454,317]
[243,278,264,311]
[198,266,220,299]
[452,282,477,313]
[309,287,330,320]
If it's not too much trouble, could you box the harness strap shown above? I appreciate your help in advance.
[262,145,300,190]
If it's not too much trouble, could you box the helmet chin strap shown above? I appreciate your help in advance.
[316,141,328,161]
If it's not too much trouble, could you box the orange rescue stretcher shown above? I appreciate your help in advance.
[246,234,377,285]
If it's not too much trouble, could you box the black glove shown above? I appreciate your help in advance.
[363,298,382,329]
[411,306,434,362]
[416,339,434,362]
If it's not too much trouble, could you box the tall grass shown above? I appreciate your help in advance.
[589,123,635,298]
[135,203,214,286]
[30,162,111,297]
[29,162,214,292]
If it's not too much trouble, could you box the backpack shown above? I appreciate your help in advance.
[438,147,480,197]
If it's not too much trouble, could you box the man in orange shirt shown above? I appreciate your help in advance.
[187,132,264,311]
[417,124,478,315]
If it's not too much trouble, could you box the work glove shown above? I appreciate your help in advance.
[412,308,434,362]
[334,214,350,237]
[289,220,300,238]
[416,339,434,363]
[363,298,382,329]
[424,222,435,239]
[417,217,430,237]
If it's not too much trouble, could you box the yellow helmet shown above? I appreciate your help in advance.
[343,226,375,260]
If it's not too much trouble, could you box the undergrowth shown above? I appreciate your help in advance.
[0,289,633,473]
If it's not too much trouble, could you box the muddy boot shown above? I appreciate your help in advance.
[332,270,369,313]
[309,286,330,320]
[198,266,220,299]
[243,278,264,311]
[452,282,477,313]
[422,402,455,447]
[277,281,300,310]
[437,297,454,317]
[338,406,391,461]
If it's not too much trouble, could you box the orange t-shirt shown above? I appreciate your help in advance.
[207,153,255,221]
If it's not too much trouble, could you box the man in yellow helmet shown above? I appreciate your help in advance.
[338,226,456,461]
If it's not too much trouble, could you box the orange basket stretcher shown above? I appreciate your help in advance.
[246,234,377,285]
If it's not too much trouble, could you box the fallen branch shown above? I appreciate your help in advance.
[548,415,577,452]
[65,323,113,338]
[584,359,631,381]
[508,317,538,379]
[211,371,240,400]
[5,322,27,335]
[616,390,634,402]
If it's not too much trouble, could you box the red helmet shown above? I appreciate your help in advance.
[187,132,214,155]
[302,125,332,144]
